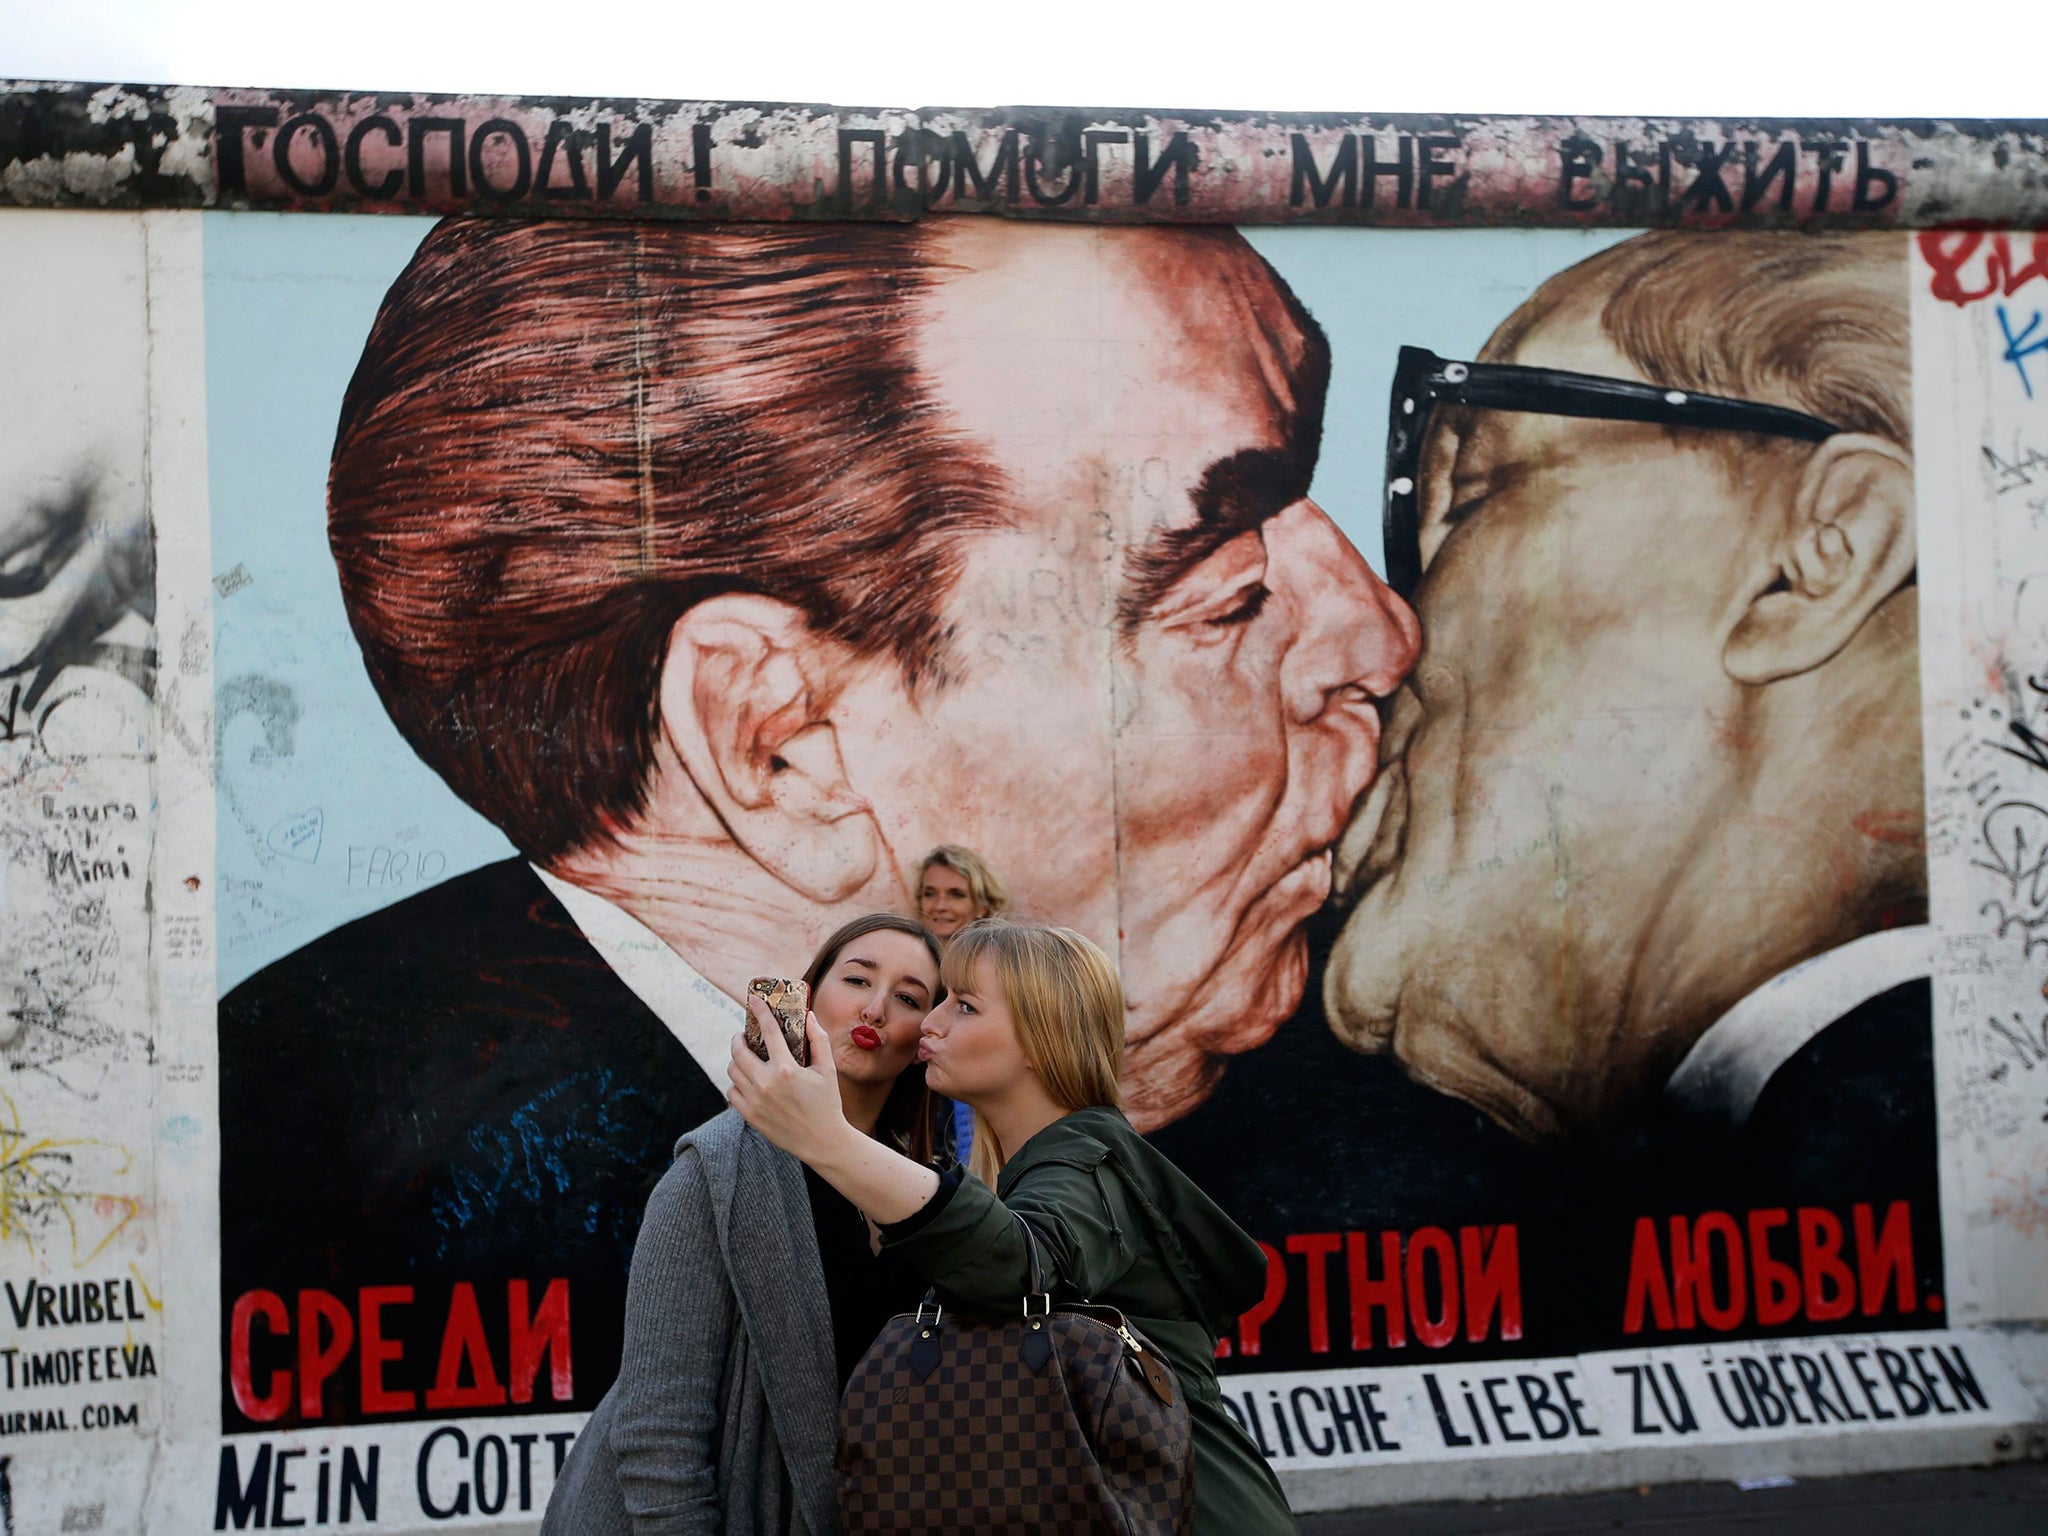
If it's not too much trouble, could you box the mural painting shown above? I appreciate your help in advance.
[0,89,2044,1534]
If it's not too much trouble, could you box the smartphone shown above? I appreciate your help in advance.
[744,977,810,1065]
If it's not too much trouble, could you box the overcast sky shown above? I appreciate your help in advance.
[4,0,2037,118]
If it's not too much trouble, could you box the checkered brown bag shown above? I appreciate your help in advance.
[836,1215,1194,1534]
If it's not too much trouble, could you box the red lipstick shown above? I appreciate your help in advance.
[850,1025,883,1051]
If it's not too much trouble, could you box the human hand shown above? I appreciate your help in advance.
[727,995,850,1165]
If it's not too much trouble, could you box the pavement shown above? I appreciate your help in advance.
[1297,1460,2048,1534]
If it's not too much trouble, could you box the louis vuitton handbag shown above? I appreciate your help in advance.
[836,1215,1194,1535]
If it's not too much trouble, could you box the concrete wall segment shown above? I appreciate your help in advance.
[4,81,2048,226]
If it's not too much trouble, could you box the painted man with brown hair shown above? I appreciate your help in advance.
[219,216,1418,1428]
[1326,231,1927,1157]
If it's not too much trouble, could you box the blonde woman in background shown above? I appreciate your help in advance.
[729,919,1297,1536]
[915,845,1011,939]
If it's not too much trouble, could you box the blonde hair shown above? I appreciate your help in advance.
[942,920,1123,1185]
[918,845,1013,921]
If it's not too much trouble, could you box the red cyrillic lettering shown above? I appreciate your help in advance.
[1284,1233,1342,1354]
[1690,1211,1747,1331]
[1346,1231,1405,1349]
[1855,1200,1917,1316]
[297,1289,354,1419]
[358,1285,414,1415]
[1622,1216,1675,1334]
[1797,1207,1856,1321]
[228,1290,290,1423]
[1461,1225,1522,1342]
[427,1282,508,1410]
[1405,1227,1459,1349]
[509,1279,574,1403]
[1749,1209,1801,1326]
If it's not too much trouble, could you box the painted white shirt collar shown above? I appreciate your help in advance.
[1664,923,1933,1128]
[531,865,740,1093]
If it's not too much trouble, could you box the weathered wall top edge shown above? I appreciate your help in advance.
[4,79,2046,227]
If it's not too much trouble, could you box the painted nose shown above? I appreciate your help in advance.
[1274,501,1421,723]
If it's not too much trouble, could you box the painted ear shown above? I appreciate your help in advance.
[1723,435,1915,686]
[656,593,880,902]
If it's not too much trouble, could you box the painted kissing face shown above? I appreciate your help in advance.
[834,224,1418,1130]
[1324,296,1796,1141]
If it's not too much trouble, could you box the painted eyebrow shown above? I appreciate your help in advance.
[1116,446,1311,632]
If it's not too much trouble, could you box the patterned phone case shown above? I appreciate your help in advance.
[745,977,810,1065]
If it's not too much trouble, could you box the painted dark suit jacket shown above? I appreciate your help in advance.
[217,856,726,1430]
[1149,913,1941,1370]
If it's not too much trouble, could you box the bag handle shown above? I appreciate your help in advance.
[908,1209,1053,1324]
[1015,1211,1051,1321]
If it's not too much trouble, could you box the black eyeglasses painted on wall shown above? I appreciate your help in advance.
[1382,345,1844,602]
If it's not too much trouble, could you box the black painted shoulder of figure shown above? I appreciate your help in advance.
[1742,977,1935,1203]
[217,856,726,1278]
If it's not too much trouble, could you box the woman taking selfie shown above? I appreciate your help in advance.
[913,844,1011,940]
[543,913,949,1536]
[730,919,1296,1536]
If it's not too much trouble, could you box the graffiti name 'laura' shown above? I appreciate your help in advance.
[1623,1200,1926,1335]
[228,1281,572,1423]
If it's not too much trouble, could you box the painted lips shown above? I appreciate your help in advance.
[850,1025,883,1051]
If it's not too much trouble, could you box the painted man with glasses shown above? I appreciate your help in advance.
[1325,231,1930,1163]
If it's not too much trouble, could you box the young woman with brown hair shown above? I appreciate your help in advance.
[544,913,951,1536]
[730,919,1296,1535]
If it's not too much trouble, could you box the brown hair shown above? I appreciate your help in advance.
[942,919,1123,1181]
[328,219,1010,863]
[1484,231,1909,451]
[802,912,953,1165]
[917,845,1013,921]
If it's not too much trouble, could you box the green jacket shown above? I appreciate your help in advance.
[883,1107,1296,1536]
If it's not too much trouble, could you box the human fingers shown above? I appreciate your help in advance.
[753,995,796,1065]
[729,1028,767,1090]
[804,1014,833,1076]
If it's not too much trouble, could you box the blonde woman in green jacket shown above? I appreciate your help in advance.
[729,919,1297,1536]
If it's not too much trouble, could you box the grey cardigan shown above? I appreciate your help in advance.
[542,1111,841,1536]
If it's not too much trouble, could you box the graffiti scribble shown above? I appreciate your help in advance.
[0,1089,138,1267]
